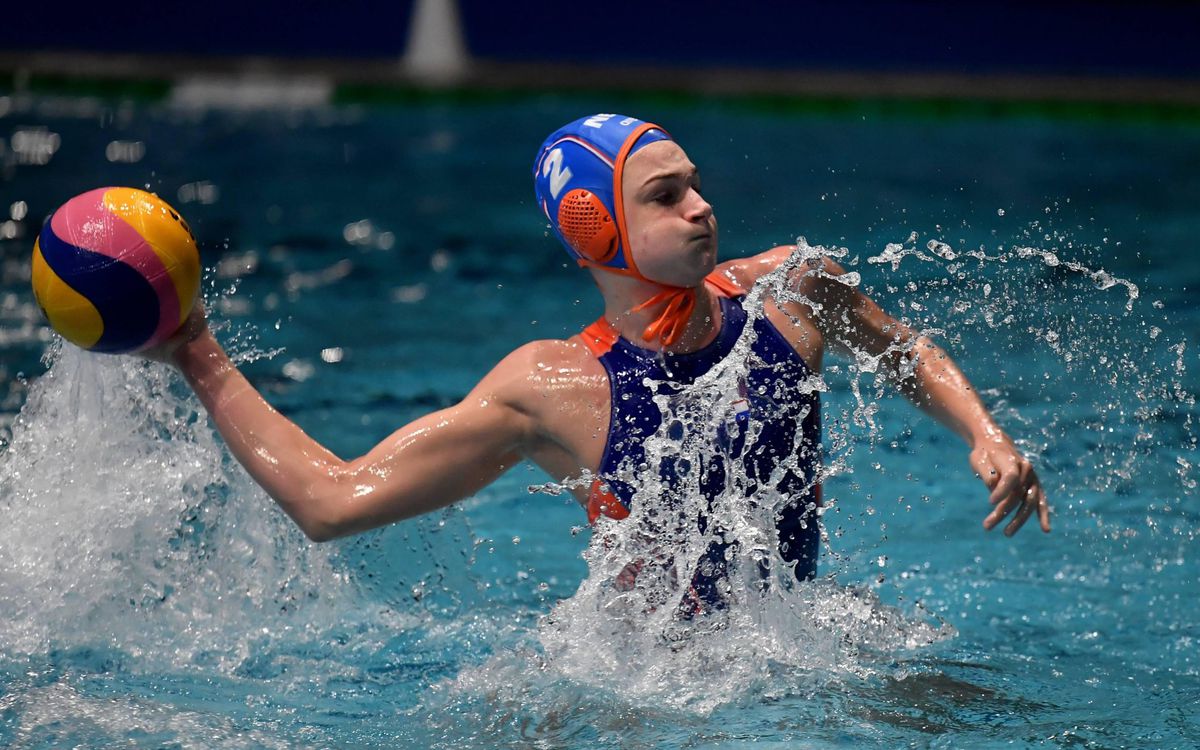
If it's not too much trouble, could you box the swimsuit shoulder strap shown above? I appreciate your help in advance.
[704,270,745,298]
[580,317,619,358]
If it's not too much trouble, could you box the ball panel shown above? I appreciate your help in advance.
[31,238,104,349]
[47,188,119,272]
[103,187,199,335]
[36,220,161,353]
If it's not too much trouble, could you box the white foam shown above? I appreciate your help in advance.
[0,342,358,662]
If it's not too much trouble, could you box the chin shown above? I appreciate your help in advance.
[639,240,718,287]
[693,243,719,275]
[679,259,717,289]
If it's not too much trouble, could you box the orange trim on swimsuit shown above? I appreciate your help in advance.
[580,318,619,358]
[703,270,744,298]
[587,479,630,524]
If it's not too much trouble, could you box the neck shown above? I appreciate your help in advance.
[593,272,721,353]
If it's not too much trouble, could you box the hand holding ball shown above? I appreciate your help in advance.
[31,187,201,354]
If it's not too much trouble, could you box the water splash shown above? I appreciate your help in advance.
[2,682,295,750]
[0,342,362,661]
[859,232,1193,500]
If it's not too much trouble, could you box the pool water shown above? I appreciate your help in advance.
[1,92,1198,748]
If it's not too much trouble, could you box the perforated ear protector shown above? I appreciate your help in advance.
[557,189,618,263]
[533,114,671,277]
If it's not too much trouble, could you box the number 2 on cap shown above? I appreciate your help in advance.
[543,148,572,200]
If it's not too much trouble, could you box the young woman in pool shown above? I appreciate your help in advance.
[150,114,1049,606]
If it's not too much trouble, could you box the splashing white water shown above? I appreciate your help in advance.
[0,341,369,663]
[3,682,295,750]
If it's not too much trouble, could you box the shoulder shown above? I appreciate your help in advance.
[714,245,849,296]
[473,337,606,410]
[475,337,611,461]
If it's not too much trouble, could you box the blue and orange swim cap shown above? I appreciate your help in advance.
[533,114,671,279]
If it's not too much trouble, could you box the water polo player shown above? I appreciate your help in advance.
[148,113,1050,611]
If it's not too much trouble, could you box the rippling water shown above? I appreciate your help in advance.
[1,92,1197,748]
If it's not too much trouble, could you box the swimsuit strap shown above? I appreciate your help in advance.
[703,270,744,298]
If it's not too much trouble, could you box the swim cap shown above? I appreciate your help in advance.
[533,114,671,278]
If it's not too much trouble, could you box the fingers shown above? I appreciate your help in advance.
[1002,481,1052,536]
[1037,485,1052,533]
[180,301,210,339]
[981,456,1051,536]
[1003,485,1039,536]
[979,451,1018,530]
[983,490,1020,531]
[972,432,1053,537]
[984,465,1051,535]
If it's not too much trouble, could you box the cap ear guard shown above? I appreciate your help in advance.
[557,189,618,264]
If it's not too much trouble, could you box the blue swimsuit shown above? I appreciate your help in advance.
[581,275,822,609]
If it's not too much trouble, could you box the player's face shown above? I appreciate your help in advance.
[622,140,718,287]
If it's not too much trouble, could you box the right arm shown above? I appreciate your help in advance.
[167,317,538,542]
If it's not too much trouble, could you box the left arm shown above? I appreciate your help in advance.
[808,256,1050,536]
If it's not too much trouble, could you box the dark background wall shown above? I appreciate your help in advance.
[459,1,1200,78]
[3,1,1198,78]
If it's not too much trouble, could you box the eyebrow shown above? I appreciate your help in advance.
[640,167,699,187]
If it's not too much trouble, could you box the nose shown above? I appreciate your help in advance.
[684,188,713,223]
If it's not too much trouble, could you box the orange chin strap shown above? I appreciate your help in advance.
[632,285,697,348]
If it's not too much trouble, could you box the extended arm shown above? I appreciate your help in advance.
[811,257,1050,536]
[160,309,535,541]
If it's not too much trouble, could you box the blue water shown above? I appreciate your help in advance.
[1,91,1198,748]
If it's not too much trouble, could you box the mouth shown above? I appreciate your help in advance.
[691,220,717,243]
